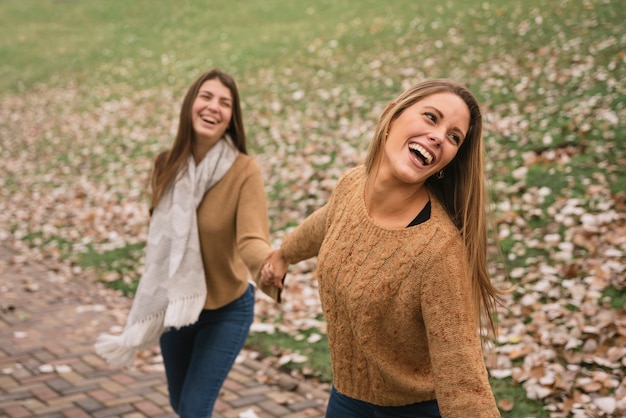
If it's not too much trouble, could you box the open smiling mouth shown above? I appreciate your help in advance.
[408,143,433,165]
[201,116,218,125]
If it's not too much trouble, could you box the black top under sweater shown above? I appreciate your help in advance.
[407,200,432,227]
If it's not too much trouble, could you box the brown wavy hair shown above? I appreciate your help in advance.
[365,79,505,336]
[150,69,246,211]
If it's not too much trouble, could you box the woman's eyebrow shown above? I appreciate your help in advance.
[452,126,467,140]
[423,105,444,119]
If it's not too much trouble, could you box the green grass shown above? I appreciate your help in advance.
[246,329,333,382]
[603,285,626,310]
[0,0,453,94]
[2,0,624,416]
[79,243,145,296]
[20,231,75,259]
[491,379,550,418]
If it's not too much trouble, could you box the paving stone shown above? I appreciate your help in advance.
[45,377,72,392]
[30,350,55,364]
[283,409,325,418]
[31,384,58,402]
[102,395,145,408]
[222,377,245,392]
[258,399,293,416]
[2,404,33,418]
[142,391,170,408]
[62,408,92,418]
[91,404,135,418]
[122,412,146,418]
[133,400,165,416]
[219,387,239,403]
[121,413,145,418]
[68,362,94,375]
[0,376,19,392]
[222,405,265,418]
[87,389,115,403]
[229,394,269,408]
[74,396,104,413]
[288,399,325,412]
[45,392,87,407]
[61,381,104,396]
[239,384,272,397]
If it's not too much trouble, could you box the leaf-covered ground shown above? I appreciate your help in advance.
[1,1,624,416]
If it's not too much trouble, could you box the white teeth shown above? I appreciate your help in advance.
[408,144,433,164]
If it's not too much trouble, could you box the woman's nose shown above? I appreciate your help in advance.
[206,98,219,111]
[428,129,444,146]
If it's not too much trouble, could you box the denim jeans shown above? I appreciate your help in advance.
[326,385,441,418]
[159,284,254,418]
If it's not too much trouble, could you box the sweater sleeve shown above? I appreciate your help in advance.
[280,204,328,265]
[279,166,360,264]
[421,236,500,417]
[236,158,280,301]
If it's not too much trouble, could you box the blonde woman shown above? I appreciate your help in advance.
[263,79,504,417]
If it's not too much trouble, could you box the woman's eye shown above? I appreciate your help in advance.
[448,132,464,145]
[424,112,437,123]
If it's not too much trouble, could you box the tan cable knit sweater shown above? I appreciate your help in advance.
[280,165,500,417]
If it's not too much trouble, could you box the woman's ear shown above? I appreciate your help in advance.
[381,102,397,140]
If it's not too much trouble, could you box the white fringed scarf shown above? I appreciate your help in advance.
[95,136,238,366]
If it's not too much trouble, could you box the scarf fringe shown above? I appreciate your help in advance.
[94,311,165,366]
[164,293,206,328]
[94,294,207,366]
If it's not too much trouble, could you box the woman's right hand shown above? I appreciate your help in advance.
[262,249,288,289]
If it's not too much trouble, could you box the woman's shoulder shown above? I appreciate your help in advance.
[325,165,365,206]
[222,154,267,189]
[335,164,366,189]
[232,153,261,172]
[428,197,464,245]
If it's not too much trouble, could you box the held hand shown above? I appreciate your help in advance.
[262,249,288,289]
[261,262,275,285]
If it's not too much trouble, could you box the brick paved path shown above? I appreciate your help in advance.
[0,245,329,418]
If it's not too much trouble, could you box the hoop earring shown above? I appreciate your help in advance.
[435,170,444,179]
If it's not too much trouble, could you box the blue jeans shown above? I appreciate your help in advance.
[159,284,254,418]
[326,386,441,418]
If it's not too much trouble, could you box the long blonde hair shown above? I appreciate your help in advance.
[365,79,504,336]
[150,69,246,212]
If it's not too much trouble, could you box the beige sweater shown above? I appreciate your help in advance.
[280,165,500,417]
[197,154,279,308]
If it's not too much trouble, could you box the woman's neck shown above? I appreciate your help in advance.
[365,169,429,228]
[193,137,221,165]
